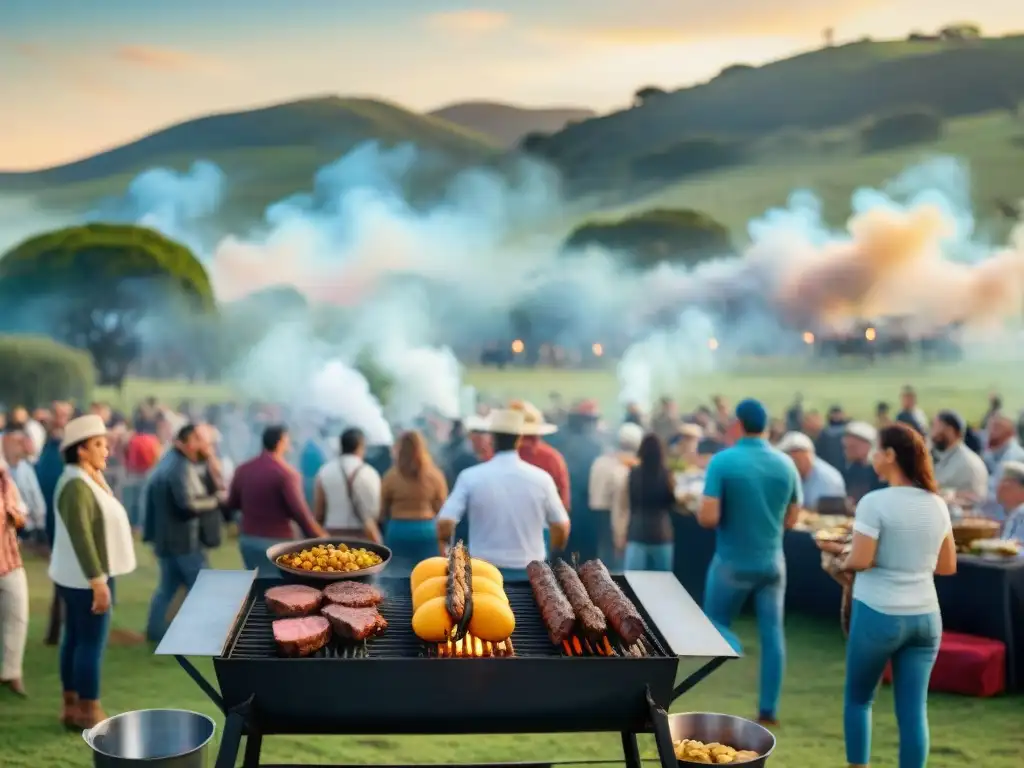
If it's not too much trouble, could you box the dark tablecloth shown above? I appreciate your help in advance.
[672,513,1024,691]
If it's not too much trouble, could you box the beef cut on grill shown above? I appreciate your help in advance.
[265,585,323,617]
[578,560,645,645]
[321,604,388,641]
[323,581,383,608]
[272,616,331,657]
[552,559,607,636]
[526,561,576,645]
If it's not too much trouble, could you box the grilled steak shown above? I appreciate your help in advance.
[272,616,331,657]
[264,584,323,617]
[321,603,387,641]
[323,581,383,608]
[553,559,607,636]
[578,559,645,645]
[526,560,576,645]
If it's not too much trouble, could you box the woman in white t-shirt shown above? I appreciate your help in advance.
[824,423,957,768]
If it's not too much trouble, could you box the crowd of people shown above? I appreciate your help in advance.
[0,385,1022,768]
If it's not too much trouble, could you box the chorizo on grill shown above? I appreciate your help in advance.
[526,560,575,645]
[552,559,606,636]
[577,559,645,645]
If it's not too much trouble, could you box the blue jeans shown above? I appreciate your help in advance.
[623,542,674,571]
[146,551,208,642]
[239,534,286,578]
[845,600,941,768]
[121,481,143,529]
[59,579,115,700]
[703,553,786,719]
[384,519,438,577]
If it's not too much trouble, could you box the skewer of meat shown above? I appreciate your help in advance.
[526,561,575,645]
[552,559,606,636]
[577,559,645,645]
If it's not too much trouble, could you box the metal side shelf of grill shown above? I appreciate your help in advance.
[157,569,737,768]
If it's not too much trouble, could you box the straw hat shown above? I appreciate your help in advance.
[507,400,557,436]
[776,432,815,454]
[60,414,107,451]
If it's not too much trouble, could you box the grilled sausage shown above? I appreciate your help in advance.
[577,559,645,645]
[447,542,468,622]
[552,559,606,636]
[526,560,575,645]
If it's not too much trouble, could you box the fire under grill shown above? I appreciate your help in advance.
[157,569,737,768]
[227,578,662,661]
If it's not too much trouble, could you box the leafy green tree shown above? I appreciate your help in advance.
[0,223,214,388]
[563,208,733,269]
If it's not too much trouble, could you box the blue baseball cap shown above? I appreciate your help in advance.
[735,398,768,434]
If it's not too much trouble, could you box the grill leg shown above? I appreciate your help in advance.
[621,732,642,768]
[243,730,263,768]
[647,688,678,768]
[215,711,245,768]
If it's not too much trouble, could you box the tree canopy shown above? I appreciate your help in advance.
[563,208,733,270]
[0,223,214,387]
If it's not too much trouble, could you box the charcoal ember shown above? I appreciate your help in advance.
[321,604,388,641]
[272,616,331,657]
[526,560,576,645]
[323,581,383,608]
[577,559,645,645]
[264,584,323,617]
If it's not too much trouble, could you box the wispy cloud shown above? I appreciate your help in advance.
[113,45,225,73]
[425,9,510,34]
[531,1,882,47]
[3,40,124,101]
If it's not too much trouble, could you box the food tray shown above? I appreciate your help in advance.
[952,518,1001,547]
[266,537,392,582]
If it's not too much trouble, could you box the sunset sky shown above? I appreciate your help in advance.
[2,0,1022,169]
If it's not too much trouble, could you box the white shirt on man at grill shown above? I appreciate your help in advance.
[437,450,569,568]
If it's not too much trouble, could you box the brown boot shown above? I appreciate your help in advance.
[60,692,79,728]
[72,700,107,729]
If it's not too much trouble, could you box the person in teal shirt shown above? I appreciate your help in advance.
[299,434,326,508]
[697,398,802,727]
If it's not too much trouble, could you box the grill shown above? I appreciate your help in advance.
[157,569,737,768]
[227,579,664,661]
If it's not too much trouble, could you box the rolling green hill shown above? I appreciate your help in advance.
[0,97,500,217]
[429,101,596,146]
[534,35,1024,183]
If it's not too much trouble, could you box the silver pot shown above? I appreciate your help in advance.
[82,709,216,768]
[668,712,776,767]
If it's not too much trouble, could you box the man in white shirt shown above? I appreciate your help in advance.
[313,428,383,542]
[436,409,570,580]
[777,432,847,511]
[931,410,989,503]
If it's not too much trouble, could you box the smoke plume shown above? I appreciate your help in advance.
[9,145,1024,431]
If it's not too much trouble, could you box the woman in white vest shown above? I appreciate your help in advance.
[49,415,136,729]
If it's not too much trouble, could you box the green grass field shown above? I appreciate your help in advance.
[1,544,1020,767]
[95,360,1024,426]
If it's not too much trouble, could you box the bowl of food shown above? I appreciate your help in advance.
[952,518,1001,549]
[668,712,775,766]
[267,538,392,582]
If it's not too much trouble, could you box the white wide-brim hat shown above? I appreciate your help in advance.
[60,414,108,452]
[480,409,557,436]
[507,400,558,436]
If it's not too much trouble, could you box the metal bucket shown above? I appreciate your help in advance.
[82,709,216,768]
[668,712,776,767]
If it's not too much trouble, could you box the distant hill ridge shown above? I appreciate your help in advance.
[535,35,1024,178]
[429,101,596,146]
[0,96,499,184]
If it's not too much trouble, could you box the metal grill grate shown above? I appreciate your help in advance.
[225,577,668,660]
